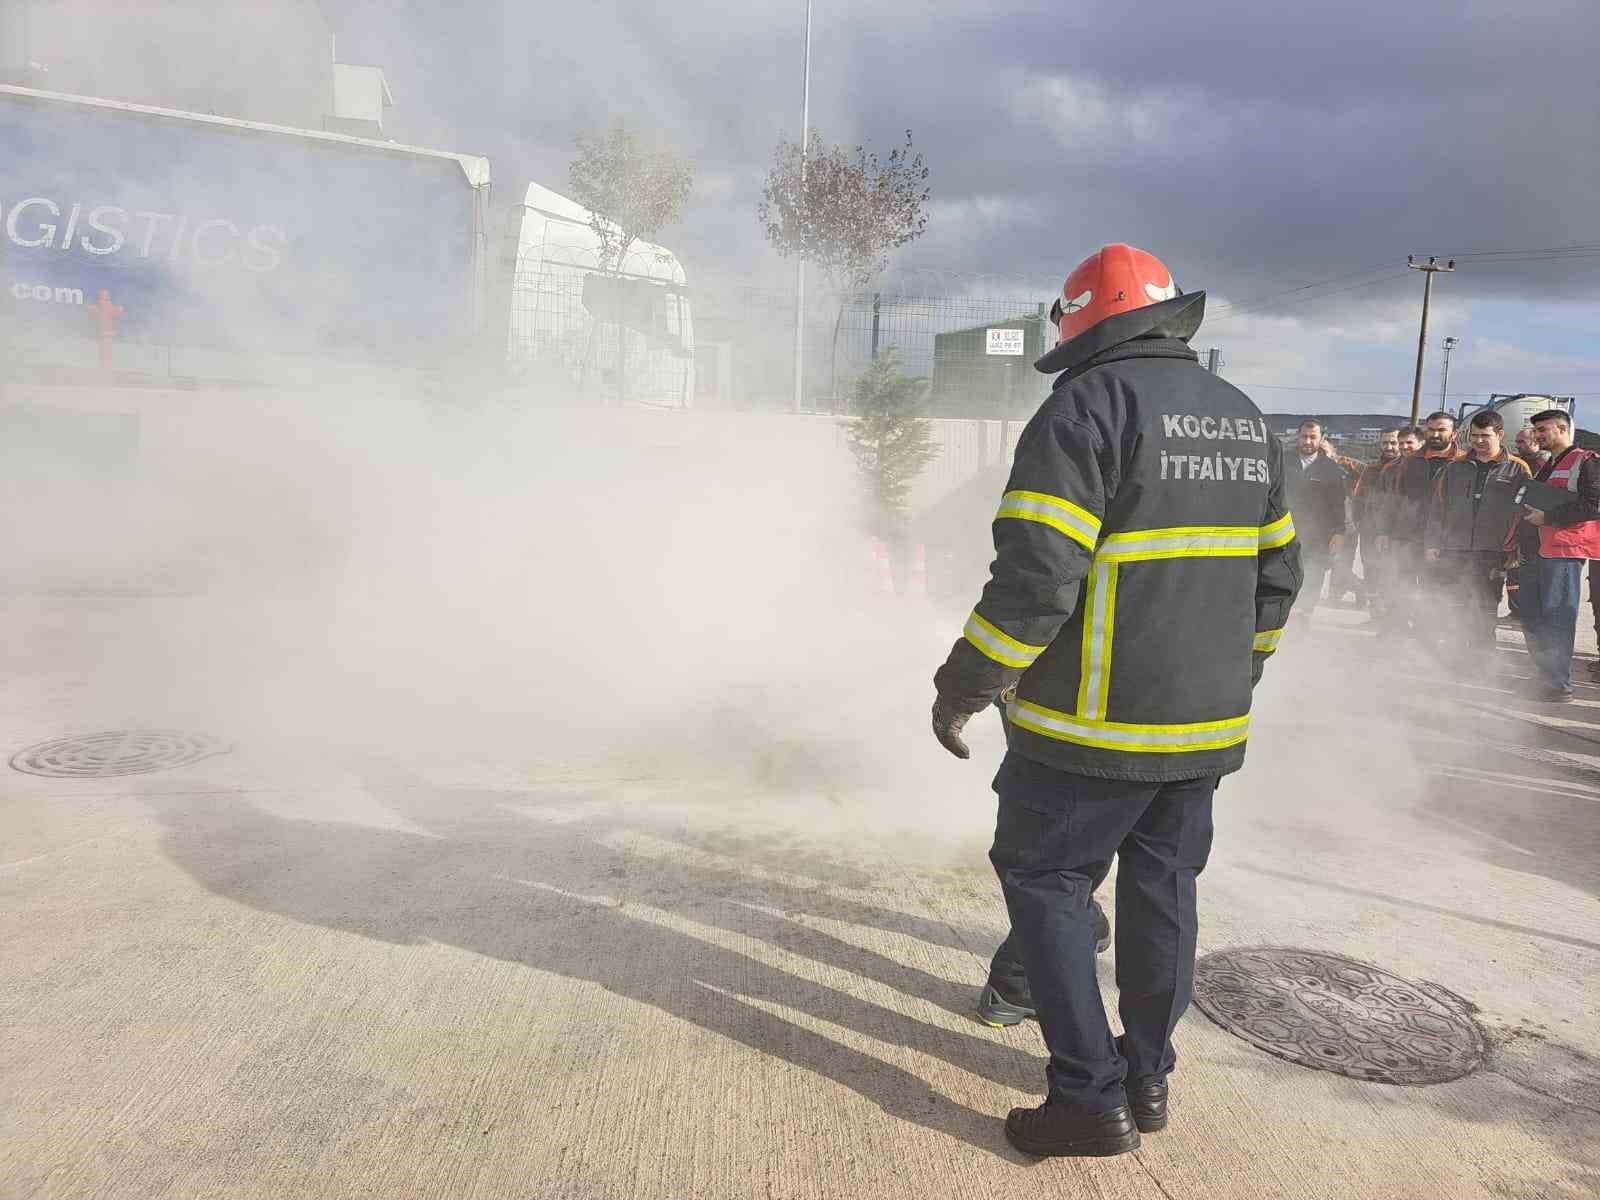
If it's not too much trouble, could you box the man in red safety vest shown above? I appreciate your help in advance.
[1516,408,1600,701]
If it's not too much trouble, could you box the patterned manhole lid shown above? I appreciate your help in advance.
[1193,946,1486,1085]
[10,731,230,778]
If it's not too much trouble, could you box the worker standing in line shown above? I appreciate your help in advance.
[1282,419,1348,623]
[1517,409,1600,702]
[1508,427,1550,622]
[930,244,1301,1158]
[1353,428,1405,624]
[1323,439,1364,607]
[1376,412,1464,638]
[1422,410,1530,650]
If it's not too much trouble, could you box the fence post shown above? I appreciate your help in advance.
[1000,361,1014,460]
[870,293,881,361]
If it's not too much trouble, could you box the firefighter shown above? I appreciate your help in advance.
[930,244,1302,1158]
[1422,410,1530,649]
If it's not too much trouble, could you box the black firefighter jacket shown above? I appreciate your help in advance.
[933,326,1303,783]
[1424,451,1530,554]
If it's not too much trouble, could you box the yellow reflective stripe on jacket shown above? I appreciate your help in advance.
[963,610,1047,670]
[1097,526,1260,562]
[1259,513,1296,550]
[1253,628,1284,654]
[1009,697,1250,753]
[996,490,1101,552]
[1077,525,1258,722]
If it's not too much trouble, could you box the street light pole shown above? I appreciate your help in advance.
[1439,335,1459,410]
[1407,255,1455,426]
[791,0,812,414]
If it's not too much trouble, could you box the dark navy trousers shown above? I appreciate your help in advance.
[1522,554,1584,690]
[988,751,1217,1111]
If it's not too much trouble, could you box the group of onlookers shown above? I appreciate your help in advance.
[1284,407,1600,702]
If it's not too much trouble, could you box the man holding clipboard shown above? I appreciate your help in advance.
[1514,409,1600,702]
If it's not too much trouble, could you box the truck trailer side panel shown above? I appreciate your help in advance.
[1,85,489,369]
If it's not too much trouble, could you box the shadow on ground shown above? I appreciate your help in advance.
[152,774,1049,1157]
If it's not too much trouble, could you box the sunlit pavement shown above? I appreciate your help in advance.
[3,598,1597,1200]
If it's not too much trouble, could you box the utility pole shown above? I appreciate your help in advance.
[1206,347,1222,375]
[791,0,813,414]
[1439,335,1459,410]
[1407,255,1455,426]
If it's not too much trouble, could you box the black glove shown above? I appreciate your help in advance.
[932,697,977,759]
[1251,650,1268,688]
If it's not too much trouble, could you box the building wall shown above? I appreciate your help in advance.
[0,0,334,130]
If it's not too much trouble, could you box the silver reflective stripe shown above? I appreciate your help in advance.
[1259,514,1296,549]
[1099,528,1259,560]
[962,610,1045,670]
[1078,560,1114,720]
[1009,698,1250,752]
[995,490,1101,551]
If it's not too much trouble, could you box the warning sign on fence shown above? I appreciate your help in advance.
[985,327,1025,356]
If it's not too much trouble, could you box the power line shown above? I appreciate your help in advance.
[1206,261,1397,316]
[1206,270,1413,324]
[1448,241,1600,258]
[1204,240,1600,325]
[1232,382,1600,396]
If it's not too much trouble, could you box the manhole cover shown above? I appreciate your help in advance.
[1193,947,1486,1085]
[10,731,230,778]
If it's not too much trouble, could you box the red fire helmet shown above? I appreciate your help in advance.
[1051,244,1181,344]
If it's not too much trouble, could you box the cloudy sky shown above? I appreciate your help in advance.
[322,0,1600,415]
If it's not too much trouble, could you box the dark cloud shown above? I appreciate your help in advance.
[322,0,1597,311]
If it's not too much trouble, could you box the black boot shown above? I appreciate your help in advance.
[1004,1098,1140,1158]
[1125,1076,1168,1133]
[976,981,1034,1027]
[977,900,1111,1027]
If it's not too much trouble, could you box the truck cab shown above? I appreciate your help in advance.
[502,182,693,408]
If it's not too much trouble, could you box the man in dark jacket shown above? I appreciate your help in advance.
[1353,428,1406,621]
[1423,410,1529,648]
[1376,412,1465,635]
[1283,419,1349,620]
[930,244,1301,1158]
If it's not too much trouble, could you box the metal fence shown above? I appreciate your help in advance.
[3,266,1061,420]
[503,264,695,409]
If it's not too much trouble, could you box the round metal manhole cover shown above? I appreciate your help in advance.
[10,731,230,778]
[1193,947,1486,1085]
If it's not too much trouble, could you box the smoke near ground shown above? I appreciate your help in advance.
[3,379,1019,847]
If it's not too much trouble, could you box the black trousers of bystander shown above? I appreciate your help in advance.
[1440,551,1505,649]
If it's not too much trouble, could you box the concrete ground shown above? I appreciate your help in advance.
[3,598,1598,1200]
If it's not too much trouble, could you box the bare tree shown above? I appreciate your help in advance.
[568,121,693,401]
[758,129,930,400]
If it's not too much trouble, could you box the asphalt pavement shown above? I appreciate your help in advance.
[3,598,1597,1200]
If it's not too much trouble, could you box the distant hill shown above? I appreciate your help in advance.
[1263,413,1398,439]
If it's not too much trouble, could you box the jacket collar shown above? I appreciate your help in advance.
[1050,336,1199,391]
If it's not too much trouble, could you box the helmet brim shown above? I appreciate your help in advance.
[1034,291,1207,376]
